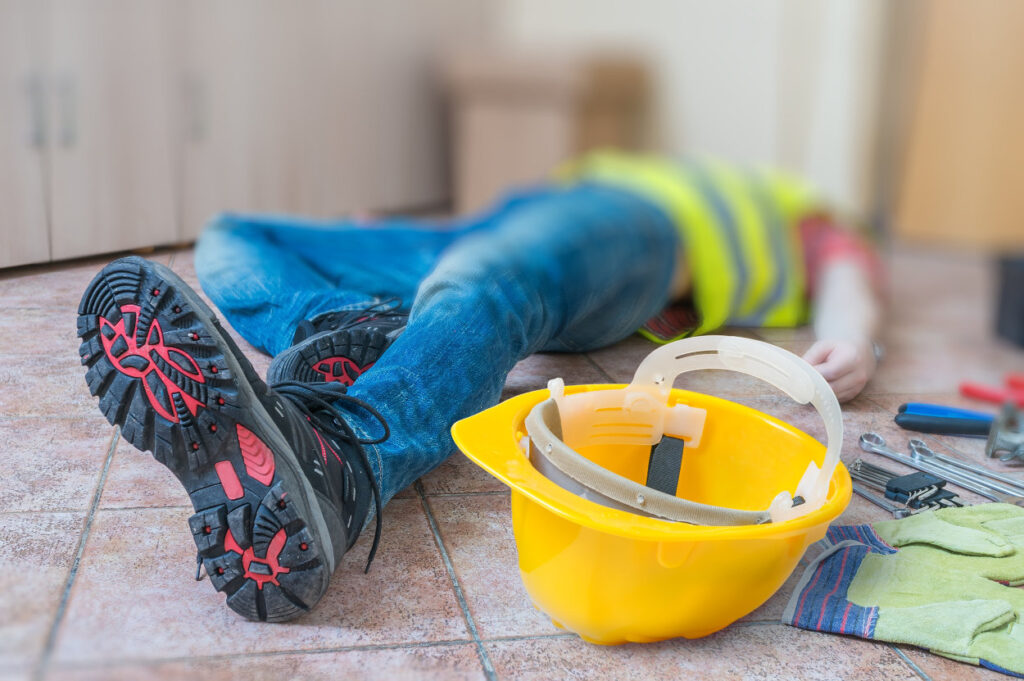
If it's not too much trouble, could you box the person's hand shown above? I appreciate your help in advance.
[802,338,876,402]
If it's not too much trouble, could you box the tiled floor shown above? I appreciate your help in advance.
[2,245,1022,681]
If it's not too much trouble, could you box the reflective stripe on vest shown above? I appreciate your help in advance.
[559,151,816,340]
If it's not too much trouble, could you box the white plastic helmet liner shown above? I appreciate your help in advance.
[527,398,771,525]
[528,335,844,524]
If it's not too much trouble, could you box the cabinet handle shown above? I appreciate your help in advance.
[24,73,47,149]
[57,75,77,148]
[183,73,206,143]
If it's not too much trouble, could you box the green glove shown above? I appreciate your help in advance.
[783,505,1024,677]
[874,504,1024,585]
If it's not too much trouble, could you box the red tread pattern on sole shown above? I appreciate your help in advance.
[98,303,206,423]
[236,424,275,485]
[223,528,291,590]
[215,460,244,500]
[312,356,374,386]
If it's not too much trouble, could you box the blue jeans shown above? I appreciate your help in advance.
[195,183,680,506]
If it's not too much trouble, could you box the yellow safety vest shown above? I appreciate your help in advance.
[559,151,820,342]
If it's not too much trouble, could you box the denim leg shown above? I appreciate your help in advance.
[195,213,464,355]
[344,183,680,504]
[193,185,571,355]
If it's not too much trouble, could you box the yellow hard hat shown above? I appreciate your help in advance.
[451,336,851,644]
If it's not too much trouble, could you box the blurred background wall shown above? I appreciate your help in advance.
[492,0,889,219]
[1,0,1021,269]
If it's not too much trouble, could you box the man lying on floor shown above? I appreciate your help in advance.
[76,151,881,620]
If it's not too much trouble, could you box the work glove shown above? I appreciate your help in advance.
[783,504,1024,678]
[873,503,1024,586]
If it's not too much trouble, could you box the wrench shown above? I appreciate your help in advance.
[908,439,1024,494]
[851,482,914,518]
[859,433,1024,507]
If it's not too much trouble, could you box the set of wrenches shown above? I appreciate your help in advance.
[858,433,1024,509]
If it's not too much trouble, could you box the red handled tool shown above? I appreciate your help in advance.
[960,373,1024,408]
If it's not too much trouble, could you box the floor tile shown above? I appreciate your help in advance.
[484,624,919,680]
[46,644,486,681]
[98,434,188,510]
[0,251,172,311]
[584,335,659,383]
[0,307,82,359]
[52,499,467,663]
[754,325,818,343]
[503,352,610,398]
[868,336,1018,396]
[0,418,113,513]
[5,237,1024,679]
[0,354,105,420]
[899,646,1011,680]
[0,513,86,673]
[418,452,511,496]
[427,494,560,639]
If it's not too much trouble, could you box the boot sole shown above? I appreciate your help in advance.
[267,327,392,386]
[77,256,335,622]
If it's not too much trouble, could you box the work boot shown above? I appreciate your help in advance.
[267,302,406,386]
[77,256,387,622]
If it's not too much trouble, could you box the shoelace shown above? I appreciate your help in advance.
[312,297,405,333]
[272,380,389,572]
[195,381,389,582]
[293,297,406,346]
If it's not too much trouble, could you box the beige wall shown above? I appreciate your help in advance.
[493,0,889,217]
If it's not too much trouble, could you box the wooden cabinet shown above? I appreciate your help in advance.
[180,0,374,237]
[896,0,1024,251]
[0,0,50,268]
[180,0,488,237]
[48,0,179,259]
[0,1,491,265]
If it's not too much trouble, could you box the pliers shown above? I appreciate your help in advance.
[895,402,993,436]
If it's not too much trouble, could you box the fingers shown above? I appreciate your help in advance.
[802,340,834,367]
[830,372,865,402]
[815,346,858,382]
[803,338,875,401]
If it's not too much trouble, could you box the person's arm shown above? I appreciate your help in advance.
[802,258,881,402]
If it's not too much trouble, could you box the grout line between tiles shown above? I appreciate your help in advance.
[582,352,614,382]
[422,490,509,498]
[480,632,577,644]
[33,427,120,681]
[0,505,190,517]
[890,645,932,680]
[48,632,586,673]
[47,638,480,672]
[415,480,498,681]
[96,504,192,512]
[859,395,892,413]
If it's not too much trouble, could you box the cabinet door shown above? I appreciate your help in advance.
[0,0,50,268]
[180,0,491,239]
[896,0,1024,250]
[180,0,353,238]
[48,0,179,260]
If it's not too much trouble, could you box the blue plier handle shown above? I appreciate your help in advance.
[895,402,993,436]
